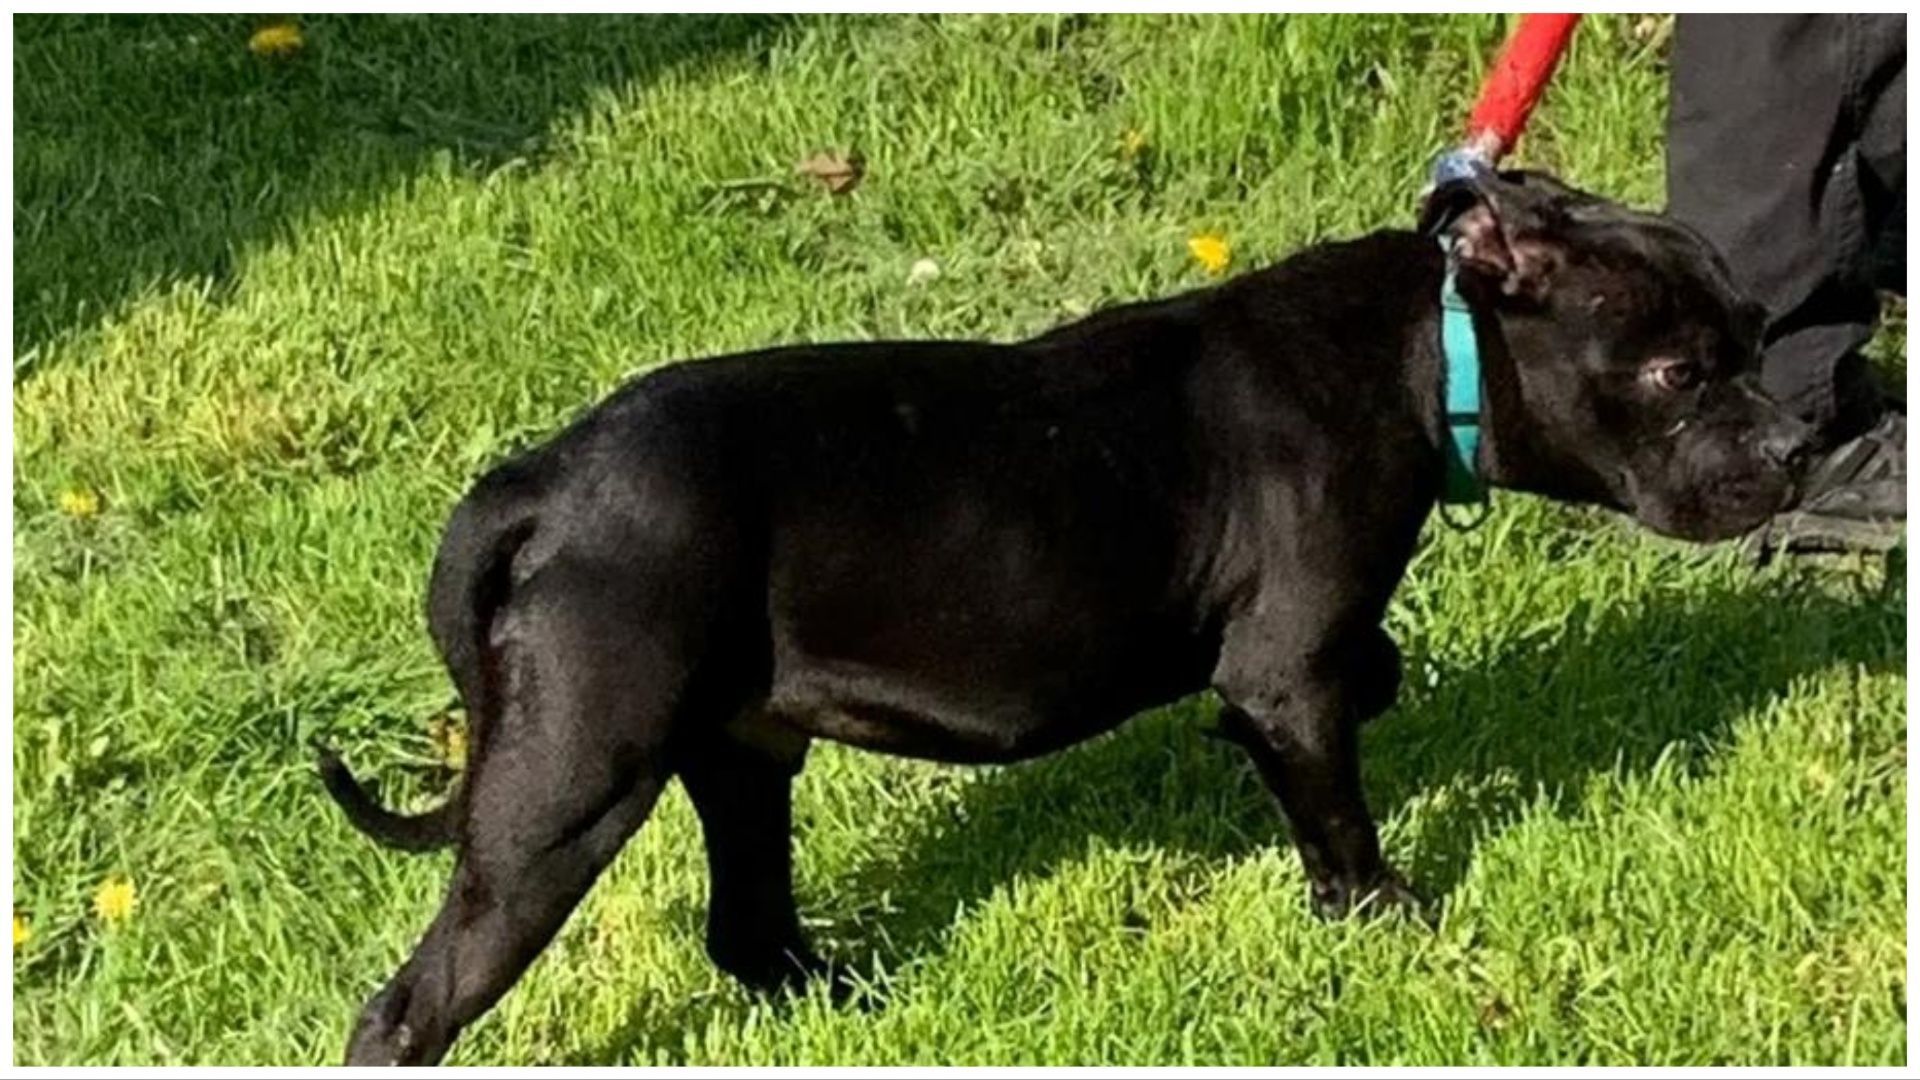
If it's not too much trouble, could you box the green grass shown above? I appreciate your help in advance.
[12,13,1906,1066]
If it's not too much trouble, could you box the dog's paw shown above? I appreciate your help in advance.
[344,984,427,1066]
[713,940,828,992]
[713,942,884,1010]
[1309,870,1429,923]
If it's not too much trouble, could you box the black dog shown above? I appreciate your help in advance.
[319,170,1809,1065]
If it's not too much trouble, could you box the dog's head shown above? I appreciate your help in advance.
[1421,169,1810,541]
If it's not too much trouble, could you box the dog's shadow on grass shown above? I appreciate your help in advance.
[586,560,1902,1063]
[14,13,800,358]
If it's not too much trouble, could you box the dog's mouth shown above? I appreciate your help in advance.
[1617,462,1797,542]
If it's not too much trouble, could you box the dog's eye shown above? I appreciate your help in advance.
[1646,359,1701,393]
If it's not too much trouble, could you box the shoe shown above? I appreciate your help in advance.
[1747,408,1906,558]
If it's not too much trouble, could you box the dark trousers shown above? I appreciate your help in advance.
[1666,14,1905,440]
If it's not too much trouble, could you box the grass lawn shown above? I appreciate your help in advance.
[11,13,1906,1066]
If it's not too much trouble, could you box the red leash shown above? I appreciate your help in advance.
[1435,13,1582,182]
[1468,13,1583,160]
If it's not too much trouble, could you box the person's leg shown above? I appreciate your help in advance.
[1668,14,1899,433]
[1855,18,1906,299]
[1667,15,1905,553]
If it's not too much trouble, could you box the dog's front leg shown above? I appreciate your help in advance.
[1215,624,1419,919]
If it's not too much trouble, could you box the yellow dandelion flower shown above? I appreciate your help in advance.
[12,914,30,949]
[248,21,304,59]
[1188,232,1232,277]
[1120,128,1149,161]
[92,876,138,925]
[57,488,100,519]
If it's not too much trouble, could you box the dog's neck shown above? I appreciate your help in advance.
[1400,241,1572,503]
[1442,274,1620,507]
[1398,237,1522,499]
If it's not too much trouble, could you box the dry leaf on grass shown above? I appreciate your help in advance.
[795,150,865,195]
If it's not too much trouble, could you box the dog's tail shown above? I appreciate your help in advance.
[316,477,538,854]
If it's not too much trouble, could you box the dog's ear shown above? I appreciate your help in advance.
[1419,170,1566,302]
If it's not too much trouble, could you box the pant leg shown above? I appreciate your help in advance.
[1857,31,1906,297]
[1666,14,1906,436]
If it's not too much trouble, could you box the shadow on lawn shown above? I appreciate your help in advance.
[587,561,1902,1063]
[13,13,798,359]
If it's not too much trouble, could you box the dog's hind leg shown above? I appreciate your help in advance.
[342,564,689,1066]
[677,732,825,992]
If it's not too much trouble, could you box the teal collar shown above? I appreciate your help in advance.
[1438,242,1486,505]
